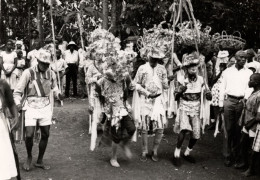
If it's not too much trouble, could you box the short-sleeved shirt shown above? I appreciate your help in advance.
[51,58,68,72]
[64,50,79,64]
[27,49,39,67]
[0,51,17,72]
[245,90,260,125]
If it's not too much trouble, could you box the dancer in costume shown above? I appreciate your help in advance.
[0,79,20,180]
[133,48,169,162]
[13,49,62,171]
[86,50,103,151]
[96,69,136,168]
[173,54,212,167]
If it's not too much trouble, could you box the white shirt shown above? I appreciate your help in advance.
[51,58,68,72]
[64,50,79,64]
[27,49,39,67]
[219,65,253,107]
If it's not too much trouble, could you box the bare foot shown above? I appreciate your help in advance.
[34,162,51,170]
[123,145,133,159]
[23,157,32,171]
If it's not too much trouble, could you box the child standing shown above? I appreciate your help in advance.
[51,49,68,94]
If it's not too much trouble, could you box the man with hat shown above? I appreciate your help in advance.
[132,47,169,162]
[64,41,79,98]
[13,49,62,171]
[173,53,212,167]
[219,50,253,167]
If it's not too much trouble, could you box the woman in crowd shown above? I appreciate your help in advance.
[0,40,18,91]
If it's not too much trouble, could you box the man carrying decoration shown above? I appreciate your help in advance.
[173,53,212,167]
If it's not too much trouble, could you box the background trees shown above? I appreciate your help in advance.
[0,0,259,48]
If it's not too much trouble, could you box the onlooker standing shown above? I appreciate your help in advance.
[0,40,18,90]
[219,50,253,167]
[64,41,79,98]
[29,29,40,51]
[78,46,88,98]
[15,40,26,59]
[51,49,68,94]
[27,41,41,68]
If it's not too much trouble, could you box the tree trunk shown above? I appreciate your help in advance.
[111,0,117,34]
[37,0,44,46]
[102,0,109,30]
[0,0,2,44]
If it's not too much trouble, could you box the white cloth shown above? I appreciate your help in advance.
[78,48,87,68]
[64,50,79,64]
[0,51,17,73]
[219,65,253,107]
[27,49,39,67]
[0,100,17,179]
[51,58,67,72]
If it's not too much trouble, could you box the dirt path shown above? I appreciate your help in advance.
[16,99,259,180]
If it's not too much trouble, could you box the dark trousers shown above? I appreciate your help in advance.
[65,64,78,97]
[78,67,87,96]
[110,115,136,144]
[223,97,243,159]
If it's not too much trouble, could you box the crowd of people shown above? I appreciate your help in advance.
[1,28,260,180]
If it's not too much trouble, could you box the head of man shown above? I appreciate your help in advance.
[248,73,260,88]
[34,41,41,50]
[16,50,23,59]
[6,40,13,51]
[149,57,159,68]
[16,43,22,50]
[31,30,39,39]
[68,41,77,52]
[56,49,61,59]
[187,64,199,75]
[235,50,247,68]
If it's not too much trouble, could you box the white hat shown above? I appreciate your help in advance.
[36,49,51,64]
[15,40,23,45]
[217,51,229,58]
[67,41,78,48]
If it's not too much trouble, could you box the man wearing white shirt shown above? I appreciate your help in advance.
[64,41,79,97]
[27,41,41,67]
[219,50,253,167]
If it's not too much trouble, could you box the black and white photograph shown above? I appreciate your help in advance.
[0,0,260,179]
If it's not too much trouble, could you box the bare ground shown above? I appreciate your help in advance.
[15,98,260,180]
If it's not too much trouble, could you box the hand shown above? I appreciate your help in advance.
[219,107,224,113]
[179,85,187,93]
[58,94,65,101]
[148,93,161,99]
[205,91,212,100]
[172,65,181,72]
[17,104,22,112]
[5,72,11,77]
[242,99,247,107]
[168,75,174,81]
[88,106,94,114]
[10,117,19,131]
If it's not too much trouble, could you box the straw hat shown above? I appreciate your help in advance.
[182,54,200,67]
[36,49,51,64]
[147,47,165,59]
